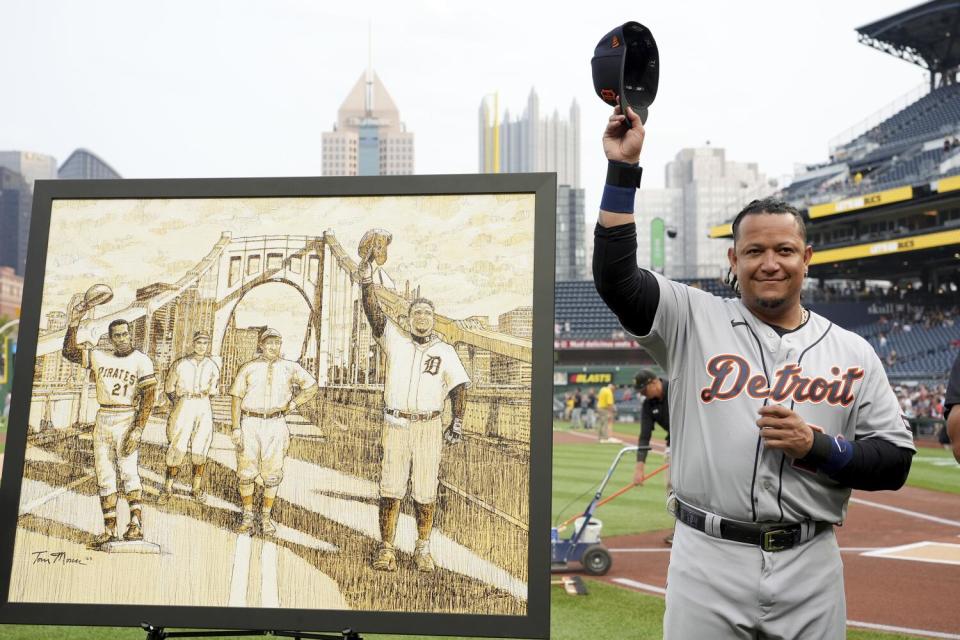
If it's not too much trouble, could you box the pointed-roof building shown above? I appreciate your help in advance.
[58,148,121,180]
[322,70,414,176]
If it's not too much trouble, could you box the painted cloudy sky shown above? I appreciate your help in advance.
[42,194,534,352]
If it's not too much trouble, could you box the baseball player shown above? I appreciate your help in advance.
[159,330,220,504]
[63,313,157,546]
[632,369,673,544]
[358,236,470,573]
[229,328,318,535]
[594,104,916,638]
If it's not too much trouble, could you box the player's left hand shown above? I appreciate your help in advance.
[121,426,143,457]
[757,404,814,458]
[443,417,464,446]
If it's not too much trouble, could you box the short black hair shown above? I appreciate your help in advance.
[725,198,808,297]
[408,298,435,315]
[731,197,806,244]
[108,319,130,337]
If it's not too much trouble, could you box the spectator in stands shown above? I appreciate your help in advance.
[886,349,898,367]
[596,383,617,444]
[944,138,952,153]
[584,388,598,430]
[571,388,584,429]
[946,352,960,462]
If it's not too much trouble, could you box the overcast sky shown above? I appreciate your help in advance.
[1,0,930,216]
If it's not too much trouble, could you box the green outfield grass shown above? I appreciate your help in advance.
[552,441,673,537]
[557,418,960,497]
[906,446,960,494]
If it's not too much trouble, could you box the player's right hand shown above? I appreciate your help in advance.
[357,256,373,283]
[633,462,645,486]
[67,303,85,326]
[231,428,243,452]
[602,103,645,165]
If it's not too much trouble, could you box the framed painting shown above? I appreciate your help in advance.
[0,173,556,638]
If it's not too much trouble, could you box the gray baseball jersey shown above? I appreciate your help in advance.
[634,272,915,524]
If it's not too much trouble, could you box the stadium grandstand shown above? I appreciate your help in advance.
[554,1,959,436]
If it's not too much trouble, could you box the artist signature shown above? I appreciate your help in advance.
[31,551,91,566]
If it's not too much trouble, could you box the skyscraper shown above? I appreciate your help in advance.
[0,167,32,276]
[322,70,414,177]
[637,146,774,279]
[0,151,57,188]
[478,89,580,188]
[479,90,586,280]
[58,149,122,180]
[556,186,587,280]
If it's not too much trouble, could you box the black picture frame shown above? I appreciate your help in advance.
[0,173,556,639]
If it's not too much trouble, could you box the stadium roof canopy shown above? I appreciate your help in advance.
[856,0,960,83]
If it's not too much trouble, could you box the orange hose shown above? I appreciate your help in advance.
[557,462,670,531]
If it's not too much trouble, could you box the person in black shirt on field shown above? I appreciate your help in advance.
[633,369,674,544]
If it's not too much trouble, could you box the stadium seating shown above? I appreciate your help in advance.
[854,315,960,379]
[555,279,731,340]
[783,84,960,204]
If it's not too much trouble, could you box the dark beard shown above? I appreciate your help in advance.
[115,345,134,357]
[755,297,786,310]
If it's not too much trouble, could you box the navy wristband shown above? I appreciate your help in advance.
[821,436,854,475]
[601,184,636,213]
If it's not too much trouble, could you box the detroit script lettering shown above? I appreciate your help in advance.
[699,354,864,406]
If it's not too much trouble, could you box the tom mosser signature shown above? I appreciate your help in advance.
[31,550,91,566]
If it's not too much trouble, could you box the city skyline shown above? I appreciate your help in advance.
[0,1,927,216]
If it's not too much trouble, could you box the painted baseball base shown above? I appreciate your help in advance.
[100,540,161,554]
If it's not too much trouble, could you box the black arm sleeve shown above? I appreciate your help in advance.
[801,431,913,491]
[592,223,660,337]
[637,403,654,463]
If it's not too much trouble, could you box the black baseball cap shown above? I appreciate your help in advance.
[591,21,660,124]
[634,369,658,389]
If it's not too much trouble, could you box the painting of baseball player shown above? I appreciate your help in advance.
[229,327,318,535]
[357,229,471,573]
[61,286,157,547]
[159,330,220,504]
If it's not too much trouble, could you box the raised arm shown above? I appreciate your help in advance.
[593,104,661,337]
[359,256,387,338]
[62,306,85,364]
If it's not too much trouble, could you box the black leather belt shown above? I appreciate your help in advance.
[675,500,833,552]
[242,409,285,419]
[385,408,441,422]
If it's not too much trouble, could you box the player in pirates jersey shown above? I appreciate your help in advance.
[593,104,915,638]
[359,255,470,573]
[63,314,157,547]
[159,330,220,504]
